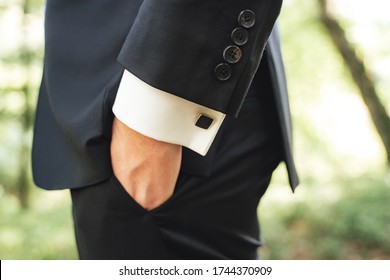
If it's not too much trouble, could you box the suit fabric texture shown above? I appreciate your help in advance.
[32,0,299,259]
[71,71,285,259]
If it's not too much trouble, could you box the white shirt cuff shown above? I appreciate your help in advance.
[112,70,226,156]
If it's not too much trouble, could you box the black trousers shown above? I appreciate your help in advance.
[70,70,283,260]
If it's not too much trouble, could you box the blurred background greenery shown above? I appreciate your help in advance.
[0,0,389,259]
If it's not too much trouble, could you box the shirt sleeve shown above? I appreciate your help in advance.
[112,70,226,156]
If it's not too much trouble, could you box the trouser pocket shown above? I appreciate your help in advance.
[111,173,183,214]
[70,176,172,259]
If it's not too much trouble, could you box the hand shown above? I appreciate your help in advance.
[110,117,182,210]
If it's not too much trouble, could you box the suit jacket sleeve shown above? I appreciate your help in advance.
[117,0,283,117]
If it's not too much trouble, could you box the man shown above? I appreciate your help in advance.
[32,0,298,259]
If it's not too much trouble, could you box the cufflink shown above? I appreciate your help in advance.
[195,114,214,129]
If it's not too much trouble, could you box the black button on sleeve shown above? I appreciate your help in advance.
[238,10,256,28]
[223,45,242,64]
[231,28,249,46]
[195,114,214,129]
[215,63,232,81]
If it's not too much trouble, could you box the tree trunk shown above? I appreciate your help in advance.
[317,0,390,164]
[16,0,35,209]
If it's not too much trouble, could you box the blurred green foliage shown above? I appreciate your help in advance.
[1,0,389,259]
[0,0,43,207]
[260,170,390,259]
[0,189,77,259]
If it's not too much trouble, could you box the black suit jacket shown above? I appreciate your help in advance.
[32,0,298,190]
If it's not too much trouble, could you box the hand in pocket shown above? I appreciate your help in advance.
[110,117,182,211]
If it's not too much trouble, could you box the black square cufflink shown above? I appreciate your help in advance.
[195,114,214,129]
